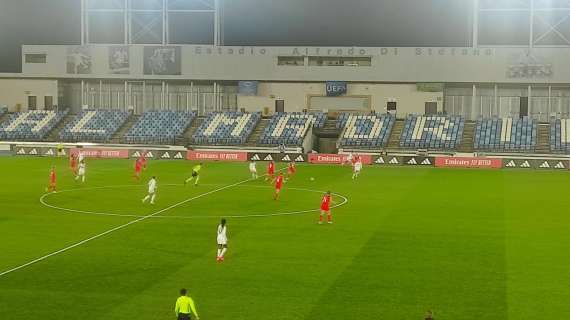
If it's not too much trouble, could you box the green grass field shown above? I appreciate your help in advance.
[1,156,569,320]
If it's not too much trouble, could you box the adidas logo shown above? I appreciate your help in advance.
[174,152,183,159]
[145,151,154,158]
[555,161,565,169]
[539,161,550,168]
[421,158,431,165]
[407,158,418,165]
[44,149,54,156]
[389,157,399,164]
[132,151,141,157]
[282,155,291,161]
[375,157,385,164]
[520,161,531,168]
[29,148,38,155]
[264,154,273,161]
[295,155,305,162]
[16,148,25,155]
[250,154,260,161]
[505,160,516,168]
[161,152,170,159]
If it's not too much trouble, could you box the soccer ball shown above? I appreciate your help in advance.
[310,177,315,181]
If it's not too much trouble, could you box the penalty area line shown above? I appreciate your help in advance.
[0,176,257,278]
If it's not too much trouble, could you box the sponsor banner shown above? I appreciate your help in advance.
[326,81,348,96]
[503,159,533,169]
[187,150,248,162]
[70,148,129,159]
[435,156,502,169]
[14,146,62,156]
[535,159,568,170]
[372,155,403,165]
[402,156,435,166]
[502,158,568,169]
[308,153,372,165]
[157,150,185,160]
[130,150,157,159]
[248,153,306,163]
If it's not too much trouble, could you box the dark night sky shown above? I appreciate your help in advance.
[0,0,476,73]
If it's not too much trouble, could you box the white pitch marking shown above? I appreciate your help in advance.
[0,178,258,277]
[39,184,349,219]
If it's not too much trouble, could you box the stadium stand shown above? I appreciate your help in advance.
[59,109,130,142]
[259,112,326,146]
[474,117,537,152]
[337,113,395,148]
[124,110,195,144]
[399,115,465,149]
[0,110,68,141]
[550,118,570,153]
[192,112,261,145]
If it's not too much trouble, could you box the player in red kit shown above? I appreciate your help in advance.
[47,166,57,193]
[286,161,296,181]
[273,173,284,200]
[319,191,333,224]
[69,153,78,174]
[265,160,275,181]
[139,153,147,170]
[134,158,143,180]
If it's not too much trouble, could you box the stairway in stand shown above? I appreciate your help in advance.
[110,114,139,143]
[245,118,270,146]
[536,123,551,154]
[386,119,405,149]
[45,114,76,142]
[457,121,476,153]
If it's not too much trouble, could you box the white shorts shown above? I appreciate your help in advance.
[250,169,257,174]
[217,236,227,246]
[78,169,85,176]
[148,189,156,194]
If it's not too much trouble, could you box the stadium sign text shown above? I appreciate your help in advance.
[70,148,129,159]
[435,156,502,169]
[308,153,372,165]
[187,150,248,162]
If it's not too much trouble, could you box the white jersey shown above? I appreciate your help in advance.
[347,153,353,162]
[217,224,227,245]
[354,161,362,172]
[78,163,86,175]
[249,162,257,172]
[148,179,157,193]
[78,153,84,163]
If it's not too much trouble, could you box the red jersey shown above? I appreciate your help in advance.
[268,162,275,174]
[135,159,142,172]
[320,194,331,211]
[275,175,283,189]
[50,170,56,183]
[287,162,296,174]
[70,154,77,167]
[139,155,147,166]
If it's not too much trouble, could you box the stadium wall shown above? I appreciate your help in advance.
[0,79,58,111]
[238,82,441,116]
[18,45,562,83]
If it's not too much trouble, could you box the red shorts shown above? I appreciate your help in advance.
[275,185,282,191]
[321,205,330,211]
[135,167,142,173]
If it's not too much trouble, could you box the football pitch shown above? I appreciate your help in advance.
[0,157,569,320]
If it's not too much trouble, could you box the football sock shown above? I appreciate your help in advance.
[221,248,227,257]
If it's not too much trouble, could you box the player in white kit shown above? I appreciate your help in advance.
[75,160,86,183]
[352,159,362,179]
[142,176,157,204]
[216,218,228,262]
[78,151,85,163]
[249,160,258,179]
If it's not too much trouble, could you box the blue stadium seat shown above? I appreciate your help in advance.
[192,112,261,145]
[550,118,570,153]
[125,110,195,144]
[337,113,395,148]
[59,109,129,142]
[0,110,68,141]
[399,115,465,150]
[259,112,326,146]
[474,117,537,152]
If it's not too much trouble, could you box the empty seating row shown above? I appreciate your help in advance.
[259,112,327,146]
[474,118,537,152]
[400,115,465,149]
[192,112,261,145]
[338,113,395,148]
[60,110,130,142]
[125,111,195,144]
[0,110,68,141]
[550,119,570,153]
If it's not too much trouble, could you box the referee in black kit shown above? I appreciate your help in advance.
[175,288,200,320]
